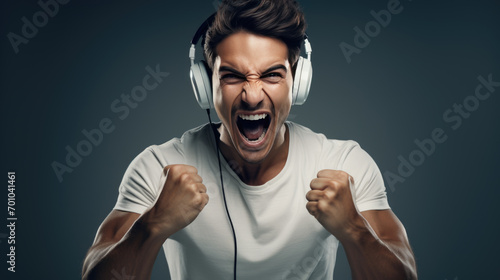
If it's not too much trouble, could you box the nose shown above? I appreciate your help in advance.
[241,78,264,108]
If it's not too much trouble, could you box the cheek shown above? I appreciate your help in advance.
[280,77,293,115]
[282,73,293,103]
[213,76,227,112]
[281,75,294,107]
[213,86,224,117]
[266,83,292,119]
[214,85,236,121]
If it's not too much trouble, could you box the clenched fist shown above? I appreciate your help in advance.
[142,164,209,239]
[306,170,361,241]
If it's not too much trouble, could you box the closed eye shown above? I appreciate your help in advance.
[221,74,245,84]
[262,72,283,83]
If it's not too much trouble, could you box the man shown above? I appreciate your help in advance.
[82,0,417,279]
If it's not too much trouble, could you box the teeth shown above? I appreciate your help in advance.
[239,114,267,121]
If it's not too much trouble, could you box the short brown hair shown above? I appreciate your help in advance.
[204,0,307,69]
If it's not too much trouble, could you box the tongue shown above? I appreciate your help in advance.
[242,122,264,141]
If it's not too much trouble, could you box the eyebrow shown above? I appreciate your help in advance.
[219,64,287,75]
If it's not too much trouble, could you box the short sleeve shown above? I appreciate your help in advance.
[339,142,390,212]
[113,146,166,214]
[299,123,389,212]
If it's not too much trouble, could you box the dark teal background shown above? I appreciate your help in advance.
[2,0,499,279]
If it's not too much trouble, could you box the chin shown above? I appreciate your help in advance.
[236,147,271,164]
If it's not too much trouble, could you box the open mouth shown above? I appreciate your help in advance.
[236,113,271,142]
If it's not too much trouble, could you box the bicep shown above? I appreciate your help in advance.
[92,210,141,247]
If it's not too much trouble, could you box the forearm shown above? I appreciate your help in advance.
[82,216,166,280]
[340,216,417,280]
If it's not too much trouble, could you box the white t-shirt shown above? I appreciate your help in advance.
[114,122,390,280]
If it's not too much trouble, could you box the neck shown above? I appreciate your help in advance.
[216,124,289,186]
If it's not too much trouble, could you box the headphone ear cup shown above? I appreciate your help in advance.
[292,56,313,106]
[189,60,213,109]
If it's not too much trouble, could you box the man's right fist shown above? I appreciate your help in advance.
[142,164,209,239]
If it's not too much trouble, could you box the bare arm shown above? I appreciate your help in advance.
[82,164,209,279]
[82,210,164,280]
[341,209,417,280]
[306,170,417,280]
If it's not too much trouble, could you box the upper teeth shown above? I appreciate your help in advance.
[239,114,267,121]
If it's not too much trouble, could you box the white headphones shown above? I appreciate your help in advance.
[189,13,313,109]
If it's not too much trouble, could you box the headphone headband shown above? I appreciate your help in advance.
[191,13,216,45]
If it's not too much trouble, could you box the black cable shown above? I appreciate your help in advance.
[206,109,238,280]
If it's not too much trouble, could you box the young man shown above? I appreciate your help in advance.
[82,0,417,279]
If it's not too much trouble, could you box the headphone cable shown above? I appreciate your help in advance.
[206,109,238,280]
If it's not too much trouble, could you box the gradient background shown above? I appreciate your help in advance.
[2,0,499,279]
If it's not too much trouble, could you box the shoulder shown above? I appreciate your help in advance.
[126,123,212,171]
[288,122,389,210]
[287,121,328,148]
[288,121,360,162]
[151,123,213,162]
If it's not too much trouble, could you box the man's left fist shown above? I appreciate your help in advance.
[306,170,361,240]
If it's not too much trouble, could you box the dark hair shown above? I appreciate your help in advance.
[204,0,307,69]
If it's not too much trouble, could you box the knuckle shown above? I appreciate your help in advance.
[317,200,328,212]
[324,181,333,189]
[187,182,198,193]
[339,171,350,181]
[193,193,208,208]
[326,180,339,190]
[200,183,207,193]
[322,191,334,201]
[179,172,192,184]
[168,164,181,172]
[192,194,202,205]
[165,164,184,178]
[187,165,198,174]
[194,174,203,183]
